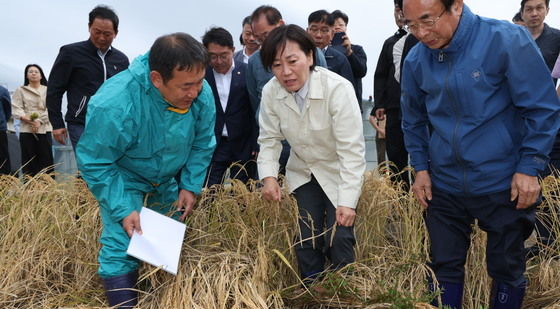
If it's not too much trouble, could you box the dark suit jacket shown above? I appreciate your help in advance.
[324,47,355,87]
[205,60,257,162]
[324,47,357,108]
[332,44,368,104]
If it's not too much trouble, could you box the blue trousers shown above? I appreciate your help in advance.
[67,122,84,152]
[426,187,536,288]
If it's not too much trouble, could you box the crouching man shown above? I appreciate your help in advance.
[77,33,216,307]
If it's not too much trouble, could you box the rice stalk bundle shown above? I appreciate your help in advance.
[0,170,558,308]
[0,175,101,308]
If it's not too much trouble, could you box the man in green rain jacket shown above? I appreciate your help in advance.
[77,33,216,308]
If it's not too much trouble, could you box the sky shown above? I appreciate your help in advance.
[1,0,559,98]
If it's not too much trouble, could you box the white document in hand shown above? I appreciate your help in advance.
[126,207,186,275]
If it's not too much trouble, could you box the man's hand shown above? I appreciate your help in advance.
[122,210,142,237]
[262,177,281,201]
[369,115,386,137]
[368,115,377,127]
[412,170,432,209]
[511,172,540,209]
[177,189,197,221]
[52,128,68,145]
[374,108,385,121]
[342,34,352,56]
[336,206,356,226]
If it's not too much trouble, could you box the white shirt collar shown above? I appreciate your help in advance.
[213,60,235,77]
[97,46,111,58]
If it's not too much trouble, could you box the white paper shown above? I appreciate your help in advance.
[126,207,186,275]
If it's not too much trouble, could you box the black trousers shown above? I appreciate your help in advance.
[206,137,255,186]
[385,109,409,186]
[278,140,290,176]
[19,132,54,176]
[0,131,10,175]
[7,131,21,174]
[375,137,386,166]
[293,175,355,279]
[426,187,536,287]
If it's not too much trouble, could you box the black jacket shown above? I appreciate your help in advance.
[534,23,560,160]
[332,44,367,104]
[324,47,355,85]
[373,29,407,112]
[205,60,258,161]
[47,39,129,128]
[535,23,560,73]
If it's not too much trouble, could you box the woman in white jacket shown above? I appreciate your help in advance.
[257,24,366,283]
[12,64,54,176]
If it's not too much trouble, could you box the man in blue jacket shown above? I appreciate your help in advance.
[401,0,560,308]
[47,5,129,150]
[0,85,11,175]
[77,33,216,308]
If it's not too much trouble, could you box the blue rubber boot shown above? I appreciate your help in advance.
[429,281,464,309]
[102,270,139,308]
[489,281,525,309]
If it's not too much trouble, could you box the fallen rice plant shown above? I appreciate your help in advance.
[0,170,558,308]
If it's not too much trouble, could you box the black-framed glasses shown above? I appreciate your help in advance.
[209,53,232,62]
[404,9,446,33]
[308,27,330,35]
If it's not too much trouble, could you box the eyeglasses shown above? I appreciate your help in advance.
[308,27,330,35]
[404,9,446,33]
[209,53,231,61]
[523,4,546,14]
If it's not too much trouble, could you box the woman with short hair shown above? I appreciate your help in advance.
[257,24,366,282]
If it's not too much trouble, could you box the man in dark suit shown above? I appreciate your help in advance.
[307,10,355,92]
[202,27,258,186]
[331,10,368,109]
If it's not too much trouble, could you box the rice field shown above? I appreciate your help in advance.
[0,170,559,308]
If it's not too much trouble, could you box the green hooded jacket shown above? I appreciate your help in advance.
[77,52,216,222]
